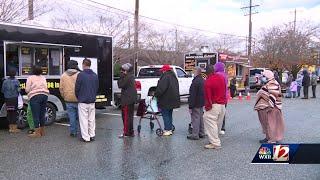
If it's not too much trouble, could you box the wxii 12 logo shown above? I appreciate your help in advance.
[273,145,289,161]
[258,147,272,160]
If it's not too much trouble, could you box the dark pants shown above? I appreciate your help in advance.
[221,104,227,131]
[121,104,134,136]
[5,97,18,124]
[297,86,301,97]
[312,85,316,98]
[230,86,236,98]
[161,109,173,131]
[66,103,79,135]
[191,108,204,136]
[303,86,309,98]
[30,94,48,128]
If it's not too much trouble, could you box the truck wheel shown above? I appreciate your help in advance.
[45,103,57,126]
[114,98,121,109]
[17,106,28,129]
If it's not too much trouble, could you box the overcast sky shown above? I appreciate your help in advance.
[70,0,320,37]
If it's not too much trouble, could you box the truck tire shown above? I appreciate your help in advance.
[45,103,57,126]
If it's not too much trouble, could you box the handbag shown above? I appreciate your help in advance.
[17,94,23,109]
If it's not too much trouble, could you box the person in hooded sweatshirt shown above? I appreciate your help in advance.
[75,59,99,142]
[214,62,228,135]
[118,63,137,138]
[301,70,310,99]
[60,60,81,137]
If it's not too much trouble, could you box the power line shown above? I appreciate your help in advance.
[81,0,248,38]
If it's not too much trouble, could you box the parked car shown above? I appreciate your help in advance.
[113,65,193,108]
[249,68,268,90]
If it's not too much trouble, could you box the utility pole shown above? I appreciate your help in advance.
[133,0,139,76]
[241,0,259,66]
[175,28,178,52]
[28,0,34,20]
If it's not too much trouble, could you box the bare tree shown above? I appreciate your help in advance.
[0,0,50,23]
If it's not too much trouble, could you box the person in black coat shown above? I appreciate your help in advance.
[155,65,180,136]
[302,70,310,99]
[118,63,137,138]
[187,67,205,140]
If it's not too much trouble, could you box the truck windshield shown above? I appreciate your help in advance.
[250,69,264,76]
[138,68,162,77]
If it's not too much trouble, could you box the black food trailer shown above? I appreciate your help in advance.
[0,22,113,128]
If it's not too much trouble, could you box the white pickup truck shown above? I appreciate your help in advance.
[113,65,193,107]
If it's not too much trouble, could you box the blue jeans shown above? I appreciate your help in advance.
[66,103,79,135]
[30,94,48,128]
[161,109,173,131]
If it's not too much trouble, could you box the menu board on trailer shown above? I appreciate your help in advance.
[184,52,218,73]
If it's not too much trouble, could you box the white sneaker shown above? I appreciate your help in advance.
[219,130,225,135]
[163,130,173,136]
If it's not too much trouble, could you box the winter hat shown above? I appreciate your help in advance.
[214,62,225,73]
[262,70,274,80]
[121,63,132,72]
[160,64,172,72]
[68,60,79,70]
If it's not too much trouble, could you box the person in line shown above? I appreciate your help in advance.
[214,62,228,135]
[117,63,137,138]
[155,65,180,136]
[1,68,21,133]
[289,78,297,98]
[26,66,49,138]
[273,70,280,83]
[254,70,285,143]
[285,73,293,98]
[203,65,227,149]
[302,70,310,99]
[75,59,99,142]
[60,60,81,137]
[187,67,205,140]
[229,77,237,98]
[244,74,249,94]
[311,72,318,98]
[296,72,303,98]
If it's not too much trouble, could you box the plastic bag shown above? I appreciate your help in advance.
[17,94,23,109]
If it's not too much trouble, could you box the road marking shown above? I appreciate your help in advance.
[55,122,70,127]
[102,112,138,118]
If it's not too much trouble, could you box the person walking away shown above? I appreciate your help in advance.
[203,65,227,149]
[302,70,310,99]
[59,60,80,137]
[117,63,137,138]
[244,74,249,94]
[229,77,237,98]
[214,62,228,135]
[289,79,297,98]
[187,67,205,140]
[155,65,180,136]
[296,72,303,97]
[311,72,318,98]
[285,73,293,98]
[1,68,21,133]
[26,66,49,138]
[75,59,99,142]
[254,70,285,143]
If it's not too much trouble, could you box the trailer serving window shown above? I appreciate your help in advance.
[4,41,81,77]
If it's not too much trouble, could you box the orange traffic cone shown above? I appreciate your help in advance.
[246,92,251,100]
[238,92,243,101]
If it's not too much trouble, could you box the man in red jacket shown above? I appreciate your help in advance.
[203,65,227,149]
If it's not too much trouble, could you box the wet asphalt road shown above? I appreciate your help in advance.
[0,92,320,180]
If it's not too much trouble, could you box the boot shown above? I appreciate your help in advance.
[11,124,21,133]
[39,127,45,136]
[8,124,13,133]
[28,128,41,138]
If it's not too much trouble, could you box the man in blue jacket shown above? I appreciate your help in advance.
[75,59,99,142]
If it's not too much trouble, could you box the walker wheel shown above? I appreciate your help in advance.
[156,128,163,136]
[137,125,141,134]
[172,125,175,132]
[188,123,193,134]
[150,122,154,130]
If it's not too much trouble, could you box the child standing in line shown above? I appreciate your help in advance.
[290,78,298,98]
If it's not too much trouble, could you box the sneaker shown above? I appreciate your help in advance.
[118,134,134,138]
[163,130,173,136]
[80,138,90,143]
[219,130,225,135]
[187,134,199,140]
[90,137,95,141]
[70,133,77,137]
[204,144,222,149]
[259,138,268,143]
[199,134,205,139]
